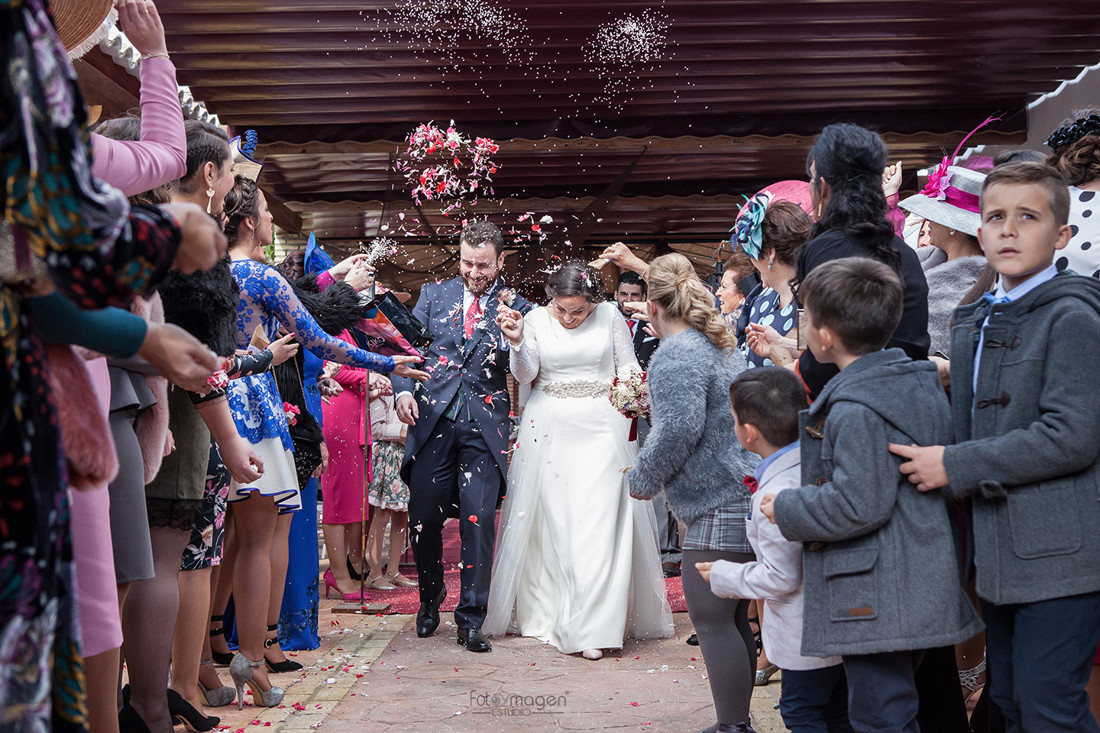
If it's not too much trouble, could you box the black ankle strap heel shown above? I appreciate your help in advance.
[209,614,233,666]
[263,623,303,673]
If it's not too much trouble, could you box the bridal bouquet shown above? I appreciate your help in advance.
[609,370,649,421]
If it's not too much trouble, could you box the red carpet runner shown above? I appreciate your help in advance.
[354,516,688,615]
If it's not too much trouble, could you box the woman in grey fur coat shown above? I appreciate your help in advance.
[627,253,759,733]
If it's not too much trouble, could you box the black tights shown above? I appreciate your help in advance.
[682,549,757,727]
[120,526,190,733]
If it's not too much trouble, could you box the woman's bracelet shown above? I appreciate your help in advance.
[141,52,170,60]
[508,338,525,350]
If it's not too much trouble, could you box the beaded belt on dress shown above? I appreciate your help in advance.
[540,380,610,399]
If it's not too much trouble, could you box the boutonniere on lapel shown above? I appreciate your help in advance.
[447,301,463,326]
[496,287,517,308]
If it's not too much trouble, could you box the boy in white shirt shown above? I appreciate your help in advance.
[697,366,852,733]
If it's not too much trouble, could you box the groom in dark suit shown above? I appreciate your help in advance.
[392,221,531,653]
[615,270,659,369]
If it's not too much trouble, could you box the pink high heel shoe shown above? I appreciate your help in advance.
[323,569,370,601]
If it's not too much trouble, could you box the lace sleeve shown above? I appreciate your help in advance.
[509,310,541,384]
[610,305,641,375]
[254,265,395,372]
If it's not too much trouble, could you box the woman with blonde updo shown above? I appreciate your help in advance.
[627,253,759,733]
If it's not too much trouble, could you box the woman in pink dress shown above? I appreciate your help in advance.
[320,334,391,598]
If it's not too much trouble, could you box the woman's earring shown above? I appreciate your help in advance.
[767,261,773,271]
[949,229,956,236]
[206,186,216,213]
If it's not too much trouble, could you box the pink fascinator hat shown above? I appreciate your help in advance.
[731,180,814,259]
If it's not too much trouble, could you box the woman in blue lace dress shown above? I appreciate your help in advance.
[220,176,425,705]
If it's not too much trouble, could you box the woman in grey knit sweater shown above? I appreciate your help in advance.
[627,253,759,733]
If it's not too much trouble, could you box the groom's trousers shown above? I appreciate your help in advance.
[407,408,503,630]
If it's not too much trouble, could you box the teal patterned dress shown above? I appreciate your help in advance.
[0,2,183,730]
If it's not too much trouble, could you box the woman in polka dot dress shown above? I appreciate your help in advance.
[1047,104,1100,733]
[737,201,813,367]
[1047,109,1100,278]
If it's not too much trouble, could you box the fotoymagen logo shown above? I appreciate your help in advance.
[470,691,567,716]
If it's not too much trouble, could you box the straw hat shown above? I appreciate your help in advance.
[50,0,116,59]
[899,165,987,238]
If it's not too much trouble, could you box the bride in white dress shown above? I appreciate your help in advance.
[484,261,673,659]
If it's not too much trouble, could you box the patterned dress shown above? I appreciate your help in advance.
[1056,186,1100,279]
[1,2,182,730]
[741,287,797,368]
[368,393,410,511]
[226,260,395,512]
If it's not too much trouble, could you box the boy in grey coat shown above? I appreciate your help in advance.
[893,162,1100,733]
[761,257,982,733]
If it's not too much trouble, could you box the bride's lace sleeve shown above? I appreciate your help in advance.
[509,310,541,384]
[611,305,641,375]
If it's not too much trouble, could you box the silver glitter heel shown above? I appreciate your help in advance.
[196,660,236,707]
[229,652,284,710]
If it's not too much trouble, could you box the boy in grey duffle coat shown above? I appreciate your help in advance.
[892,162,1100,733]
[760,258,982,733]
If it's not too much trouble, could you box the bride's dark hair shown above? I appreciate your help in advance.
[545,260,603,303]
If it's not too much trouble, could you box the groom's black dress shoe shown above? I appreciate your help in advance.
[457,627,492,652]
[416,587,447,638]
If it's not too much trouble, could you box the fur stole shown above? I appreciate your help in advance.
[48,345,118,490]
[925,255,987,357]
[158,259,239,357]
[292,276,364,337]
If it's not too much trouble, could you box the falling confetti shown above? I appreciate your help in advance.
[380,0,536,66]
[580,9,673,108]
[360,236,399,267]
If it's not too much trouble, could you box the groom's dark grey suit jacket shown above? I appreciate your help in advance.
[391,276,532,484]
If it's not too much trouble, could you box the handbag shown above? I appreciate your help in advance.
[350,291,430,357]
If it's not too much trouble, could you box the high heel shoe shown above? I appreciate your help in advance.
[229,652,284,710]
[118,702,151,733]
[196,659,236,707]
[264,623,303,673]
[167,687,220,732]
[754,663,779,686]
[367,573,397,591]
[323,568,370,601]
[346,555,364,582]
[385,572,418,588]
[209,614,233,666]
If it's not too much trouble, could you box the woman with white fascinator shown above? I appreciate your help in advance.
[899,164,990,359]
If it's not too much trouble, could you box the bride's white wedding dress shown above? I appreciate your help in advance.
[483,302,673,653]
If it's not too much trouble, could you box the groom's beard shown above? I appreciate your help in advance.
[461,270,499,297]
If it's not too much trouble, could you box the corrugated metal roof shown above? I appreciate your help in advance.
[144,0,1100,289]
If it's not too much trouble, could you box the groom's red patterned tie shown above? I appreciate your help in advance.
[463,297,482,339]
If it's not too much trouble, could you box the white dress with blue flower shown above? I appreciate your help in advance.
[229,259,394,512]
